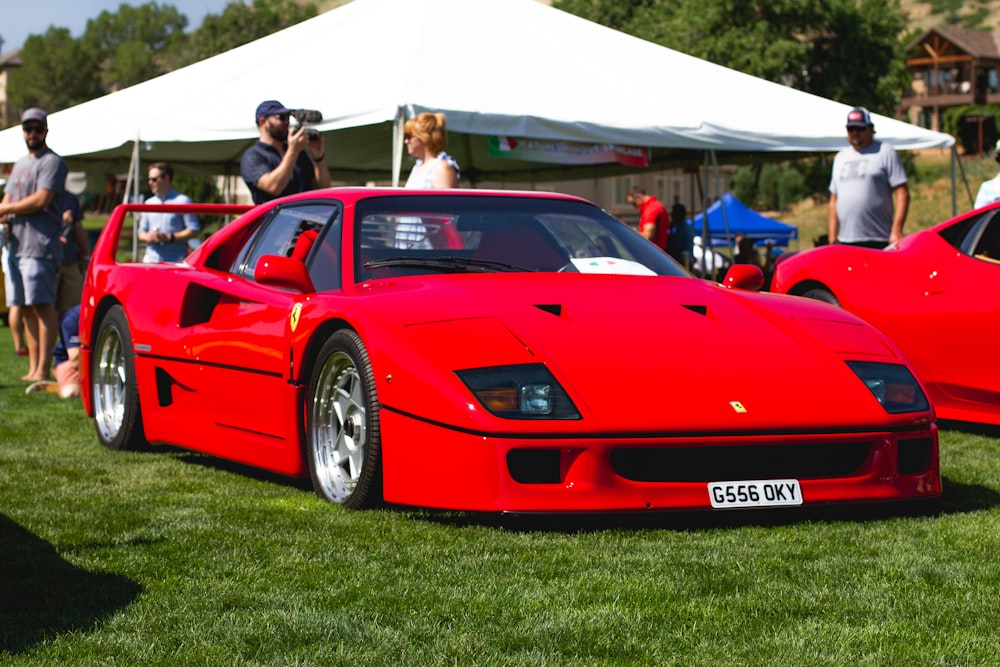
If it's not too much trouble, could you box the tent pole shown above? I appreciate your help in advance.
[951,145,957,216]
[123,139,141,261]
[710,149,733,261]
[951,144,970,213]
[392,107,405,187]
[702,151,712,277]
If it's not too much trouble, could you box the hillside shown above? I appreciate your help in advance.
[900,0,1000,33]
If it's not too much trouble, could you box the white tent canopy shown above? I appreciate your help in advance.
[0,0,954,185]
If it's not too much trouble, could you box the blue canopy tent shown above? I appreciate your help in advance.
[687,192,798,248]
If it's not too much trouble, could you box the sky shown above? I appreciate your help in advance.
[0,0,235,52]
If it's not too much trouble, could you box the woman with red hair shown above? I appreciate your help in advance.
[404,112,460,189]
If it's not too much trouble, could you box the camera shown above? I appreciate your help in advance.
[291,108,322,140]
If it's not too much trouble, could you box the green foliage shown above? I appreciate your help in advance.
[82,2,190,90]
[546,0,649,31]
[941,105,1000,154]
[181,0,318,65]
[5,1,318,119]
[552,0,910,114]
[728,161,814,211]
[730,165,758,204]
[7,28,103,113]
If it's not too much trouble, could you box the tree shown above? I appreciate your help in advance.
[181,0,318,66]
[82,2,190,91]
[553,0,910,114]
[7,28,103,114]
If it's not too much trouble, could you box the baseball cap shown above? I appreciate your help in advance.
[21,108,47,126]
[255,100,293,122]
[846,106,873,128]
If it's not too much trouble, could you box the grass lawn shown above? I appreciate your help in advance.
[1,158,999,664]
[3,328,1000,665]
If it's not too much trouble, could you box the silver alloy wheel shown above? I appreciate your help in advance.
[310,350,367,503]
[93,324,127,443]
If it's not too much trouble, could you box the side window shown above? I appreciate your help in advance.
[233,203,340,281]
[971,213,1000,263]
[309,209,342,292]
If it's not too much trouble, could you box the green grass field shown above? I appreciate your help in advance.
[2,322,1000,665]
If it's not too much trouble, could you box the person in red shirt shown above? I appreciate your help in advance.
[629,187,669,251]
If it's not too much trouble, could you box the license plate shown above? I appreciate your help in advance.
[708,479,803,509]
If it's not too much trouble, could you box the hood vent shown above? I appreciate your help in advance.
[683,304,708,316]
[534,304,563,317]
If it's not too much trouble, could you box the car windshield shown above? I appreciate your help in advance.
[354,195,687,282]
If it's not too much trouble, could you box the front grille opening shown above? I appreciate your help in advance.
[611,442,873,482]
[507,449,561,484]
[898,437,934,475]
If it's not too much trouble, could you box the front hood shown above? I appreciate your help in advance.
[357,273,918,433]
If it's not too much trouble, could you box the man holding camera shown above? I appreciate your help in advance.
[240,100,330,205]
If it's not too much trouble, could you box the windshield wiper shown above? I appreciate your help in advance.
[363,256,533,273]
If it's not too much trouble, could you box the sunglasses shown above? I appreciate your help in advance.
[22,124,46,134]
[272,113,290,122]
[148,175,164,182]
[846,126,869,133]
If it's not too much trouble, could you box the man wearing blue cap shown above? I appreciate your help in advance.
[828,106,909,248]
[240,100,330,205]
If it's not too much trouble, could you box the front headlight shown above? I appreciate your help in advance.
[846,361,930,414]
[456,364,580,420]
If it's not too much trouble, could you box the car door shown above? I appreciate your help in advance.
[178,202,342,451]
[921,210,1000,411]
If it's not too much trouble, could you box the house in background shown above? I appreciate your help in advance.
[0,49,22,129]
[902,26,1000,141]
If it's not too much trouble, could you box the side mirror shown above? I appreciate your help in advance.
[255,254,316,293]
[721,264,764,291]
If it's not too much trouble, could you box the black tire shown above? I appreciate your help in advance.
[306,330,383,509]
[91,305,147,451]
[801,287,840,307]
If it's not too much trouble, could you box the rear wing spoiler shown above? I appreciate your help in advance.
[93,203,253,265]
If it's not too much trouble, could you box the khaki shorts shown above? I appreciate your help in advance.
[56,262,84,315]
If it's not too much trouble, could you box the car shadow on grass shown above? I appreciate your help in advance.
[938,419,1000,438]
[171,450,313,492]
[0,514,142,655]
[164,446,999,533]
[410,475,1000,534]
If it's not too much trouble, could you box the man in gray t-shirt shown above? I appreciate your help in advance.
[828,106,909,248]
[0,108,68,382]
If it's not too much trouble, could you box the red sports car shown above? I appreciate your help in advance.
[771,202,1000,427]
[79,188,940,512]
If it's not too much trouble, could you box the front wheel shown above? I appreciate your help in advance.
[801,287,840,307]
[91,304,147,451]
[306,330,382,509]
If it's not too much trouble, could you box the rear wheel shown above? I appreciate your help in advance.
[306,330,382,508]
[91,305,146,451]
[801,287,839,307]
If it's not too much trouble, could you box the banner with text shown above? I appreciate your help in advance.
[488,136,649,167]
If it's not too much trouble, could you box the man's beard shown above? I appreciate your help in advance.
[266,123,288,142]
[25,136,44,151]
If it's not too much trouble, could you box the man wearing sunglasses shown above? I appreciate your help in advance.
[240,99,330,205]
[828,106,910,249]
[137,162,200,263]
[0,108,68,383]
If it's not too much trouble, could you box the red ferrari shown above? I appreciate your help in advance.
[771,202,1000,427]
[79,188,940,512]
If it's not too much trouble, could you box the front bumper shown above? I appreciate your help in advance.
[379,410,941,512]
